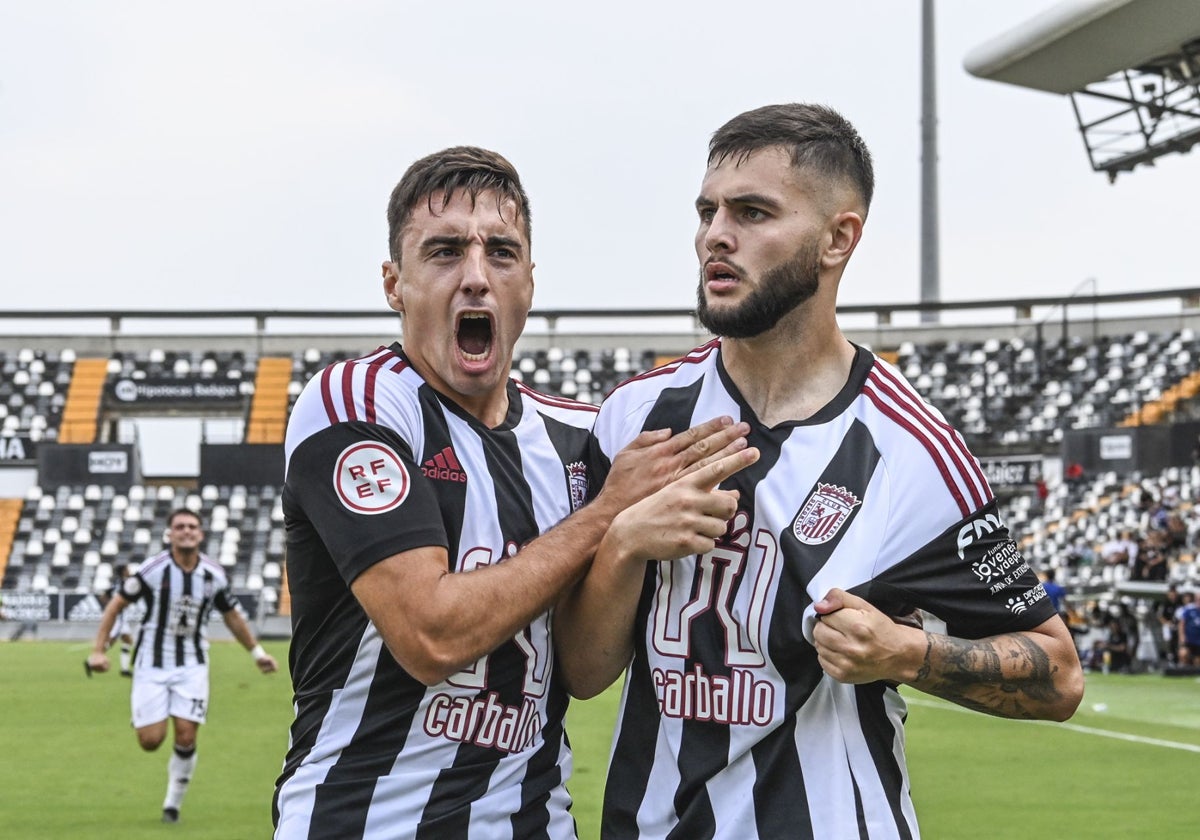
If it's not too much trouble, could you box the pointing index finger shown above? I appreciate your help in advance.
[685,446,760,491]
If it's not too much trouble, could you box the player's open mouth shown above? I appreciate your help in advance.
[456,312,494,361]
[705,262,740,283]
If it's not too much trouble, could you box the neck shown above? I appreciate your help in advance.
[172,548,200,571]
[720,305,854,427]
[402,348,513,429]
[439,384,511,429]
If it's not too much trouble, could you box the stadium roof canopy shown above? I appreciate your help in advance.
[964,0,1200,181]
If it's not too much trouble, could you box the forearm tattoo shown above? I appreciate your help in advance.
[913,632,1061,719]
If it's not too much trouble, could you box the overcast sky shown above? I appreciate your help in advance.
[2,1,1195,323]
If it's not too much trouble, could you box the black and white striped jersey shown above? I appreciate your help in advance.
[121,550,239,670]
[592,340,1056,840]
[274,343,597,840]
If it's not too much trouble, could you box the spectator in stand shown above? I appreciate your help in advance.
[1065,462,1085,488]
[1135,536,1168,582]
[1041,568,1068,619]
[1065,537,1097,569]
[1101,529,1138,571]
[1178,592,1200,666]
[1164,511,1188,551]
[1102,616,1132,673]
[1116,601,1140,645]
[1031,478,1049,515]
[1135,486,1158,526]
[1158,585,1184,666]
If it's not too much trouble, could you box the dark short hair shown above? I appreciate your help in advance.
[167,507,203,528]
[386,146,531,264]
[708,103,875,216]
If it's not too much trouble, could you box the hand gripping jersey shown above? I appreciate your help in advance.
[592,340,1055,840]
[274,344,597,840]
[122,550,239,671]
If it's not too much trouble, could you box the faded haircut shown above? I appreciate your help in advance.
[386,146,531,264]
[708,103,875,216]
[166,507,203,528]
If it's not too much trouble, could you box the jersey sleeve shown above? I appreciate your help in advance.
[213,586,241,614]
[584,432,611,503]
[865,500,1057,638]
[121,573,146,603]
[285,420,448,586]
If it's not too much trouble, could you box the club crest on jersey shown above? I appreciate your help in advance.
[792,483,861,545]
[566,461,588,511]
[333,441,410,515]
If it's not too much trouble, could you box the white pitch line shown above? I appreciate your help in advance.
[904,695,1200,754]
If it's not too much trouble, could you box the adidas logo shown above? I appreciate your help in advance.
[423,446,467,483]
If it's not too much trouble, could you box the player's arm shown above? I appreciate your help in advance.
[813,589,1083,721]
[86,592,130,672]
[353,418,753,686]
[553,450,754,699]
[220,607,278,674]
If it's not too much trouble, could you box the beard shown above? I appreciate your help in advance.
[696,240,821,339]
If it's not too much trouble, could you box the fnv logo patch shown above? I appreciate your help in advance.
[334,442,409,515]
[793,483,861,545]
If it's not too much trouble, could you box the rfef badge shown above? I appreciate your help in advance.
[333,441,410,515]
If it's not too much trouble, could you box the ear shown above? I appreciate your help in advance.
[822,211,864,271]
[382,261,403,313]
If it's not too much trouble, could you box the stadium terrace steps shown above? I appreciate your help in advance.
[0,499,22,585]
[1118,369,1200,427]
[246,357,292,444]
[58,358,108,443]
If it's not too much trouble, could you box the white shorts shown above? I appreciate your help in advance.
[130,664,210,728]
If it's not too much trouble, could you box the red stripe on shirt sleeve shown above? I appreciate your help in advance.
[341,363,358,422]
[319,365,339,424]
[870,362,991,499]
[862,384,971,518]
[867,368,988,509]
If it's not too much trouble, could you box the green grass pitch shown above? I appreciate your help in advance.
[3,640,1198,838]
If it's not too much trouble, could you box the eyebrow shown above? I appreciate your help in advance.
[486,235,523,252]
[420,235,469,250]
[418,234,524,253]
[691,193,782,211]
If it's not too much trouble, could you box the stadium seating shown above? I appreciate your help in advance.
[11,329,1200,454]
[895,329,1200,451]
[1,483,285,612]
[3,325,1200,635]
[0,348,74,443]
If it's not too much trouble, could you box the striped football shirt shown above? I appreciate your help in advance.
[274,343,597,840]
[591,340,1056,840]
[122,550,239,671]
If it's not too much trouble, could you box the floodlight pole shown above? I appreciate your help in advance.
[920,0,941,323]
